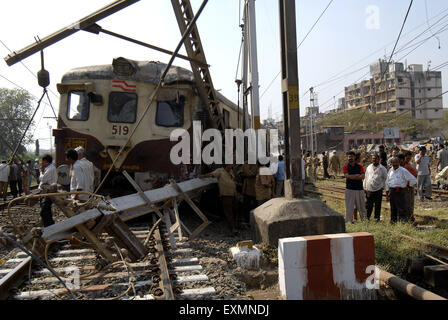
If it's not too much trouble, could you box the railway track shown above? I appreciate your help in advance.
[307,184,448,223]
[0,223,216,300]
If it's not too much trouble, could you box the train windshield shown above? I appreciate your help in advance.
[108,92,138,123]
[67,91,90,121]
[156,96,185,127]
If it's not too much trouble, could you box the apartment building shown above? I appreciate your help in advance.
[344,60,443,121]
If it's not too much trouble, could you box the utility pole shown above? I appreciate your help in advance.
[279,0,303,198]
[310,87,314,156]
[242,0,260,130]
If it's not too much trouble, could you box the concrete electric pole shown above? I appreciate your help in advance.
[279,0,304,198]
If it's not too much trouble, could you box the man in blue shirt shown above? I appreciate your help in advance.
[274,155,285,197]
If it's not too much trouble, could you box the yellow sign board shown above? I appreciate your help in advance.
[64,138,87,151]
[288,85,299,110]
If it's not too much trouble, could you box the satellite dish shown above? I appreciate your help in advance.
[57,164,70,186]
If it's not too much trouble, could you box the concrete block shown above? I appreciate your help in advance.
[230,246,262,270]
[251,197,345,247]
[424,265,448,288]
[278,232,376,300]
[407,257,431,277]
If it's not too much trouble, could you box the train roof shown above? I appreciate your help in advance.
[61,57,239,111]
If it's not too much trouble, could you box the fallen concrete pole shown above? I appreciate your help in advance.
[41,178,217,241]
[378,268,446,300]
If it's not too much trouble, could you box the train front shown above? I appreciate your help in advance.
[53,57,201,192]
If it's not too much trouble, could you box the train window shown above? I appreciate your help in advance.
[67,91,90,121]
[108,92,137,123]
[156,96,185,127]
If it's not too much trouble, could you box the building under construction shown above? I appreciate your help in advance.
[344,60,443,122]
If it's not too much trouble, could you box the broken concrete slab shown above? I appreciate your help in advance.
[251,197,345,246]
[229,245,262,270]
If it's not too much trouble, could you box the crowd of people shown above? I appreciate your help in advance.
[0,146,95,228]
[342,144,448,224]
[0,158,36,201]
[200,143,448,234]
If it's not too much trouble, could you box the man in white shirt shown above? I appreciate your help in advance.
[386,157,417,224]
[415,146,432,201]
[75,146,94,193]
[65,149,89,202]
[0,161,10,201]
[363,154,387,222]
[39,155,58,227]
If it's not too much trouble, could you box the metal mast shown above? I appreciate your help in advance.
[242,0,261,130]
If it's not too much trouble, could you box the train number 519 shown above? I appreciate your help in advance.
[112,125,129,135]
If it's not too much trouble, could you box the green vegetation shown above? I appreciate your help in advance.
[315,197,448,278]
[0,88,35,160]
[316,109,438,138]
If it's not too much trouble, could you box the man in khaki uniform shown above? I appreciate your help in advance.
[329,151,341,178]
[305,154,313,182]
[201,164,237,234]
[312,153,320,181]
[238,162,258,225]
[255,164,275,206]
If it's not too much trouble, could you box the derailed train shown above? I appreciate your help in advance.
[53,57,245,190]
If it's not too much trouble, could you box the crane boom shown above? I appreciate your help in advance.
[171,0,226,131]
[3,0,140,66]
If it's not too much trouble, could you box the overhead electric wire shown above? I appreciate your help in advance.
[259,0,334,100]
[318,18,448,111]
[0,39,59,99]
[0,38,59,118]
[308,8,448,97]
[349,0,414,127]
[320,0,414,146]
[425,0,442,48]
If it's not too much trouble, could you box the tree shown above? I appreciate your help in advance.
[0,88,34,159]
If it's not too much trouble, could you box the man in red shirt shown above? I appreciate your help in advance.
[343,152,366,223]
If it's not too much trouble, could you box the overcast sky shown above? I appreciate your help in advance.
[0,0,447,151]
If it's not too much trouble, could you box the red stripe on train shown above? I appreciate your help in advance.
[112,80,137,88]
[112,85,136,92]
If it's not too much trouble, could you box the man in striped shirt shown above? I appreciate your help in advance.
[385,157,417,224]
